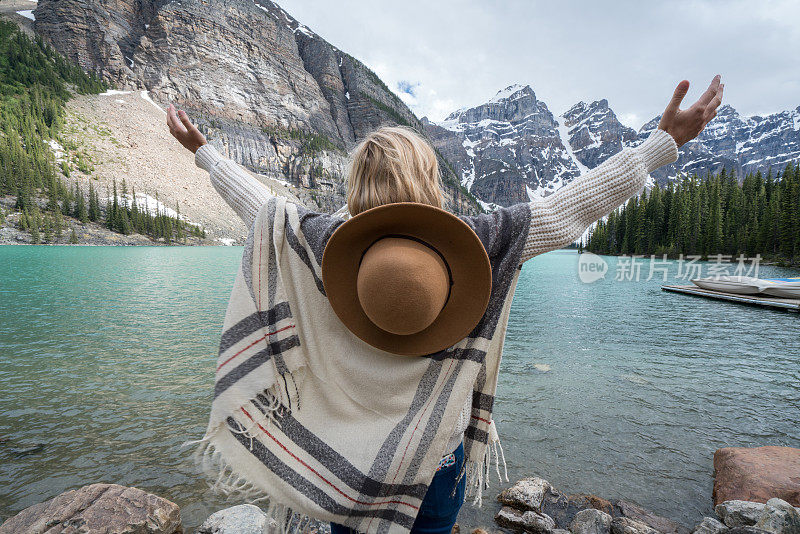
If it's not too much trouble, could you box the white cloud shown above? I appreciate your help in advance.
[279,0,800,128]
[618,113,640,129]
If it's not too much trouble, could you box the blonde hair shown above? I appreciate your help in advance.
[346,126,443,216]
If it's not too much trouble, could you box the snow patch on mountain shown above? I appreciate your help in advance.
[556,119,589,174]
[489,84,529,103]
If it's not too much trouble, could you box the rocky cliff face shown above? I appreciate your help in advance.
[427,85,800,207]
[33,0,479,215]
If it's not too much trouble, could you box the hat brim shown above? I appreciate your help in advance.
[322,202,492,356]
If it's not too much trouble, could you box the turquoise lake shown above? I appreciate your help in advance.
[1,246,798,531]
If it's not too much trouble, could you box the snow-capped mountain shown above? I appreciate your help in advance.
[639,104,800,182]
[424,85,640,206]
[560,99,637,170]
[423,85,578,206]
[425,85,800,207]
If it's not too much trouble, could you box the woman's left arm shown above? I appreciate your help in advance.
[520,75,724,263]
[520,128,677,262]
[194,144,275,228]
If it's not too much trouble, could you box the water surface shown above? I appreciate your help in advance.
[0,246,798,530]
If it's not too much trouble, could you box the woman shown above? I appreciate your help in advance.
[167,76,722,534]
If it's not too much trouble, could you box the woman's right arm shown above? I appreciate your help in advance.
[167,104,274,228]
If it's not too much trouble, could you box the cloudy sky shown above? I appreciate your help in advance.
[279,0,799,130]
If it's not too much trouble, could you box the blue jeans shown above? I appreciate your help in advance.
[330,441,466,534]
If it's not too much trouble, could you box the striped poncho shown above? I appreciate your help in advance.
[195,195,531,534]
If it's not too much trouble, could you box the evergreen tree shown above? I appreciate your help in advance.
[74,181,88,222]
[54,208,63,240]
[30,218,40,244]
[106,184,114,230]
[130,187,140,232]
[42,212,53,243]
[175,201,184,242]
[120,178,129,211]
[88,182,100,222]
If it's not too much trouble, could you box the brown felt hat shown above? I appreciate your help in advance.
[321,202,492,356]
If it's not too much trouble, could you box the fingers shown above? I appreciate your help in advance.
[702,103,718,125]
[178,109,199,134]
[166,103,187,136]
[707,92,722,112]
[665,80,690,115]
[703,83,724,125]
[167,103,180,134]
[696,74,721,107]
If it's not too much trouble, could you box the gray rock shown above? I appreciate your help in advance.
[611,516,660,534]
[570,509,612,534]
[197,504,277,534]
[538,487,612,530]
[726,528,773,534]
[716,501,768,528]
[693,517,729,534]
[753,498,800,534]
[495,505,556,534]
[0,483,181,533]
[613,499,690,534]
[498,477,552,511]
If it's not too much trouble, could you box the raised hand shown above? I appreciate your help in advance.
[658,75,724,147]
[166,103,207,154]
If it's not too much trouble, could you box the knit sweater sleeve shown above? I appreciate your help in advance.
[195,144,275,228]
[519,128,679,263]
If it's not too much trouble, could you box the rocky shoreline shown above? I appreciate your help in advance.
[3,455,799,534]
[491,476,799,534]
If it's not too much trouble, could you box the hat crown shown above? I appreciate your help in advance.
[356,237,450,336]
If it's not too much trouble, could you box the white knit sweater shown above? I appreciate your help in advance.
[195,127,678,456]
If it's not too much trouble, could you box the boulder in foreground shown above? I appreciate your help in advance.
[197,504,277,534]
[713,447,800,506]
[570,509,612,534]
[715,498,800,534]
[691,516,728,534]
[0,483,181,534]
[498,477,551,511]
[753,498,800,534]
[715,501,767,528]
[495,505,556,534]
[613,500,689,534]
